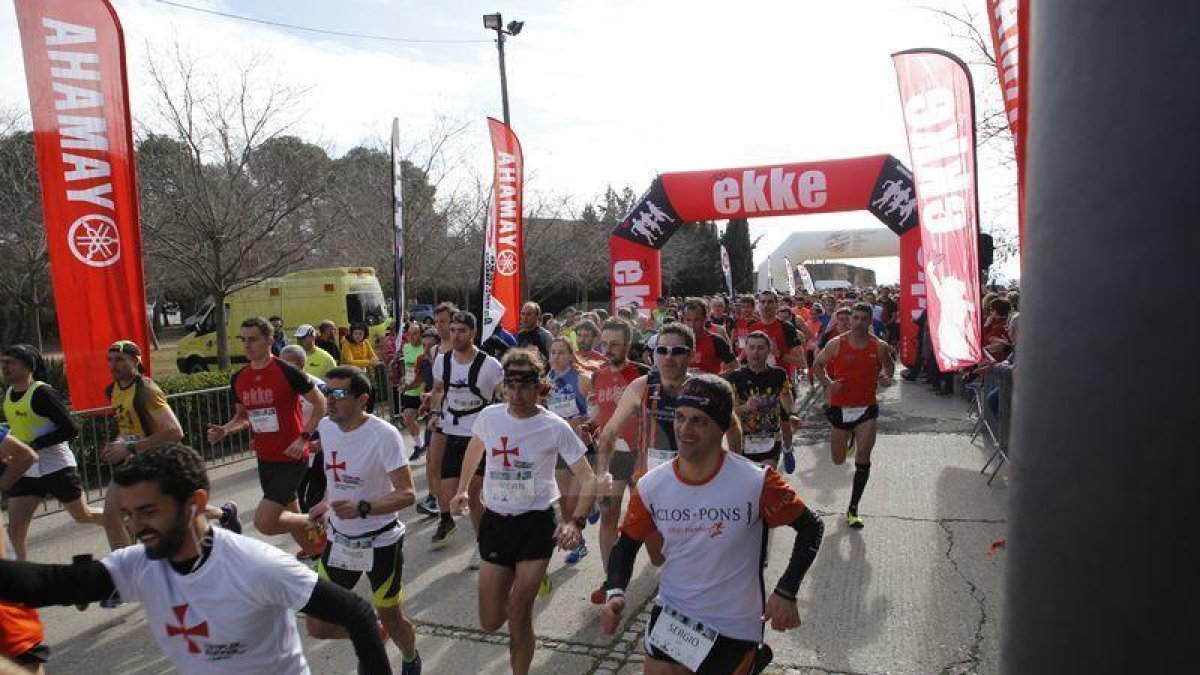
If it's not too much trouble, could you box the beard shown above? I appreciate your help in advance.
[140,512,190,560]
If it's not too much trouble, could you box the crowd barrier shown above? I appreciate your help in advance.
[968,364,1014,484]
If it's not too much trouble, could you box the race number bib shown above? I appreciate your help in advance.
[489,469,535,505]
[549,394,580,419]
[744,434,776,456]
[248,408,280,433]
[647,448,675,470]
[842,406,868,424]
[402,370,417,388]
[649,604,718,671]
[328,533,374,572]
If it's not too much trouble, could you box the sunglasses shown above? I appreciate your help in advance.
[654,345,691,357]
[326,388,354,400]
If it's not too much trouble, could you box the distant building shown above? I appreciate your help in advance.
[806,262,876,289]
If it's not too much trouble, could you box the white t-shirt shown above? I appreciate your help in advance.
[471,404,586,516]
[433,350,504,437]
[101,527,317,674]
[300,372,324,425]
[317,415,408,544]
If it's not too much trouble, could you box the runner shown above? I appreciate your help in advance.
[818,306,851,350]
[680,298,737,376]
[306,366,422,675]
[751,291,807,387]
[396,322,428,461]
[426,311,503,567]
[726,331,795,470]
[449,348,597,675]
[812,302,895,529]
[206,318,327,557]
[101,340,240,556]
[0,344,103,561]
[546,337,594,565]
[599,374,823,675]
[0,431,45,674]
[573,320,606,372]
[279,345,329,515]
[415,302,457,517]
[516,302,553,362]
[0,445,391,674]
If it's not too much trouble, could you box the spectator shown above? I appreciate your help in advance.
[339,323,380,368]
[316,320,341,363]
[516,301,553,361]
[269,316,286,356]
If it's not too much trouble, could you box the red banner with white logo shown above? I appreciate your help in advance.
[481,118,523,340]
[892,49,984,371]
[898,230,923,367]
[987,0,1028,260]
[15,0,149,410]
[609,235,661,316]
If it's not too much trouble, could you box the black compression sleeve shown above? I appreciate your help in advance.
[29,385,78,449]
[774,508,824,598]
[0,559,115,607]
[300,579,390,675]
[603,533,644,592]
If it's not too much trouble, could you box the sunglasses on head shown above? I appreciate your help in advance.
[654,345,691,357]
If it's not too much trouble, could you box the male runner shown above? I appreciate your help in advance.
[733,295,760,350]
[280,345,330,514]
[101,340,239,555]
[573,320,606,372]
[516,302,553,362]
[680,298,738,376]
[818,307,851,349]
[812,302,895,529]
[600,374,823,675]
[293,325,337,379]
[1,345,102,561]
[726,332,795,469]
[206,318,326,556]
[0,445,390,674]
[415,302,457,517]
[427,311,503,565]
[0,429,44,673]
[397,322,428,459]
[450,348,597,675]
[306,366,422,674]
[751,291,807,383]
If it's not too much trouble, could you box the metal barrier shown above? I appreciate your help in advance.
[972,364,1014,484]
[29,364,396,517]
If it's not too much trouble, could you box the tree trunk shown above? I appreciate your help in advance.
[215,293,230,370]
[30,283,43,352]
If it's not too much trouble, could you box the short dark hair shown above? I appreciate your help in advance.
[990,297,1012,317]
[502,347,545,377]
[682,297,707,316]
[745,330,773,349]
[601,319,633,345]
[658,322,695,349]
[576,320,599,338]
[852,302,873,315]
[268,315,282,323]
[114,444,210,504]
[241,317,272,338]
[325,365,373,398]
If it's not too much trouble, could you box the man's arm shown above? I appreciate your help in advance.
[29,385,78,448]
[0,435,38,492]
[779,387,796,448]
[300,386,326,435]
[812,338,841,388]
[878,338,896,384]
[595,376,646,476]
[300,579,390,675]
[373,466,416,514]
[207,402,250,443]
[0,558,116,607]
[724,411,743,455]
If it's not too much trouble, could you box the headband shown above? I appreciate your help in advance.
[676,393,732,432]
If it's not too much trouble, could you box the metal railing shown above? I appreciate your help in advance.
[27,364,397,517]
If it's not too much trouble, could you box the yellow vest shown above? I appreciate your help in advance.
[2,382,54,444]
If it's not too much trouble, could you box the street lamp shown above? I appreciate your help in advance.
[482,12,523,127]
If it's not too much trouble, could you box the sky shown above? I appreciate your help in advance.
[0,0,1020,285]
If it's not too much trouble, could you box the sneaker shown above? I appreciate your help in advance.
[416,494,439,517]
[537,575,553,599]
[587,502,601,525]
[100,591,123,609]
[782,450,796,475]
[219,501,241,535]
[847,512,865,529]
[409,445,427,462]
[297,521,327,560]
[401,652,423,675]
[431,518,456,547]
[565,543,589,565]
[467,548,481,570]
[590,587,607,605]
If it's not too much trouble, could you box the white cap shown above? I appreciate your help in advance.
[294,324,316,338]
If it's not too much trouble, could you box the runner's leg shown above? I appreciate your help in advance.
[644,658,691,674]
[478,562,515,631]
[254,498,314,549]
[507,558,551,675]
[60,496,103,526]
[830,427,851,465]
[426,431,447,509]
[5,497,39,561]
[848,419,878,519]
[102,488,133,549]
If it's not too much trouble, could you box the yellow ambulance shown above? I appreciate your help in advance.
[176,267,390,373]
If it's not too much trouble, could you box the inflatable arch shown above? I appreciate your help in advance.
[609,153,925,364]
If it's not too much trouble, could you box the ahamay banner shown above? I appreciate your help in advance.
[481,118,523,341]
[15,0,150,410]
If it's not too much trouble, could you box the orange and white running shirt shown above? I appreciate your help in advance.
[619,453,807,641]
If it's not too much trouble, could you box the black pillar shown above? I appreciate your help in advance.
[1004,3,1199,674]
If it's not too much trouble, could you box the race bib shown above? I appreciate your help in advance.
[549,394,580,419]
[649,605,718,671]
[744,434,776,456]
[489,468,535,505]
[842,406,868,424]
[327,533,374,572]
[248,408,280,433]
[402,370,417,388]
[647,448,675,470]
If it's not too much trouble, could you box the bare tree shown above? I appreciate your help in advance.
[0,129,50,348]
[138,44,333,369]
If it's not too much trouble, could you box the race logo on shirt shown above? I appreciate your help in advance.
[652,503,752,539]
[240,386,276,407]
[325,450,363,487]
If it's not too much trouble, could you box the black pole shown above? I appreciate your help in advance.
[1004,3,1198,674]
[495,28,510,127]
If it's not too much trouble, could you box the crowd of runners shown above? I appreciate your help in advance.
[0,284,993,675]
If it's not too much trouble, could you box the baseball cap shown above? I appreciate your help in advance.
[294,324,316,338]
[108,340,141,358]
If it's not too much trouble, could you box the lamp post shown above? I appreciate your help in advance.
[482,12,522,127]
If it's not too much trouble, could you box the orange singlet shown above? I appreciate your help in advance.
[0,601,43,659]
[828,337,881,407]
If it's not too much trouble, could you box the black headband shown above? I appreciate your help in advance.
[676,393,732,431]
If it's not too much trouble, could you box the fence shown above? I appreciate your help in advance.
[25,364,397,517]
[968,364,1014,484]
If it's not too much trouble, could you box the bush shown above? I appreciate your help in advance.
[157,370,234,396]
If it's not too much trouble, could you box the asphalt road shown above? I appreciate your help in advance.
[16,380,1008,674]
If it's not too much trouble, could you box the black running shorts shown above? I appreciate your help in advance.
[478,507,556,568]
[257,459,308,506]
[439,432,484,480]
[824,404,880,431]
[6,467,83,503]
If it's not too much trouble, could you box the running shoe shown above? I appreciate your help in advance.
[409,444,427,462]
[467,548,481,570]
[416,494,439,517]
[537,575,553,599]
[219,501,242,535]
[846,512,865,529]
[782,450,796,475]
[401,652,423,675]
[590,586,606,605]
[100,591,123,609]
[431,518,456,547]
[297,521,327,561]
[565,543,589,565]
[588,501,601,525]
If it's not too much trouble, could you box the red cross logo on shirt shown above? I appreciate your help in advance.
[491,436,520,468]
[166,603,209,654]
[326,451,347,482]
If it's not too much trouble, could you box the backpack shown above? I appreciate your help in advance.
[440,350,493,426]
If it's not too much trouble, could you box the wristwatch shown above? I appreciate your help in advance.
[357,500,372,518]
[300,431,315,441]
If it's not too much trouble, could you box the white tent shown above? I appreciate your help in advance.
[757,227,898,291]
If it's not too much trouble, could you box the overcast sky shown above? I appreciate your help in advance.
[0,0,1019,285]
